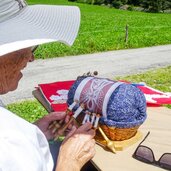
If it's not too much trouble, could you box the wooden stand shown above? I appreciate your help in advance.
[95,130,143,151]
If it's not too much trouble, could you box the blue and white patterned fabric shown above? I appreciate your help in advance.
[67,76,147,128]
[102,83,147,128]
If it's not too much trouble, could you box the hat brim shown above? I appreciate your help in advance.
[0,5,80,56]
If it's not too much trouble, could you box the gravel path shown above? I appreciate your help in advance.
[1,45,171,104]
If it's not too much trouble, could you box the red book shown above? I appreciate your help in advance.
[37,80,75,112]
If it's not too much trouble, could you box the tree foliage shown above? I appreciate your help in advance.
[127,0,141,6]
[68,0,171,13]
[140,0,171,12]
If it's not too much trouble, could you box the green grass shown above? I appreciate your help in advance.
[28,0,171,59]
[7,66,171,122]
[7,100,47,123]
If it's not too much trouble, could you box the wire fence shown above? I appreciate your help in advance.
[79,25,171,35]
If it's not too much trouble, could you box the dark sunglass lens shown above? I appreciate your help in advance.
[159,154,171,170]
[135,146,154,163]
[31,45,38,53]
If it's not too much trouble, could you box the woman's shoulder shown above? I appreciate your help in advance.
[0,106,39,139]
[0,106,53,171]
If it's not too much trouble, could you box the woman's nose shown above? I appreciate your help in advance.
[29,54,35,62]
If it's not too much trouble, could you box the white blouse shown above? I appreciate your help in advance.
[0,106,54,171]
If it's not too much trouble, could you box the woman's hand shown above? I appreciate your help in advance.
[56,122,96,171]
[34,112,68,140]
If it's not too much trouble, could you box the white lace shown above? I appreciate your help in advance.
[74,77,123,117]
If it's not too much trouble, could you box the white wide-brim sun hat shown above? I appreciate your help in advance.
[0,0,80,56]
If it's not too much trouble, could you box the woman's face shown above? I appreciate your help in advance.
[0,48,34,94]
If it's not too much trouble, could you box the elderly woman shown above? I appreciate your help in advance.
[0,1,95,171]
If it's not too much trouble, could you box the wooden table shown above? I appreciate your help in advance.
[91,107,171,171]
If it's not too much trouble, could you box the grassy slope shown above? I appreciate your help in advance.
[28,0,171,59]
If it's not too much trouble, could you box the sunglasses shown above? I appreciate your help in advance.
[133,132,171,170]
[31,45,39,53]
[29,46,38,62]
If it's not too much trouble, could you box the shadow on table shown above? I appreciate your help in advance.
[81,161,98,171]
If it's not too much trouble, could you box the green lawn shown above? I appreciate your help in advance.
[28,0,171,59]
[7,66,171,123]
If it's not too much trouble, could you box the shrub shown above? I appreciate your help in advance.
[128,0,141,6]
[127,5,134,11]
[140,0,171,13]
[94,0,105,5]
[112,0,123,8]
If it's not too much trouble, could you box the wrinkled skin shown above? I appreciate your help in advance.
[34,111,71,140]
[0,48,34,94]
[56,122,96,171]
[0,48,96,171]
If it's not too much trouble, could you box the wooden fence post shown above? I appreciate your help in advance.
[125,24,129,43]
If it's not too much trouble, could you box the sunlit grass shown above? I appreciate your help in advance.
[7,100,47,123]
[28,0,171,59]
